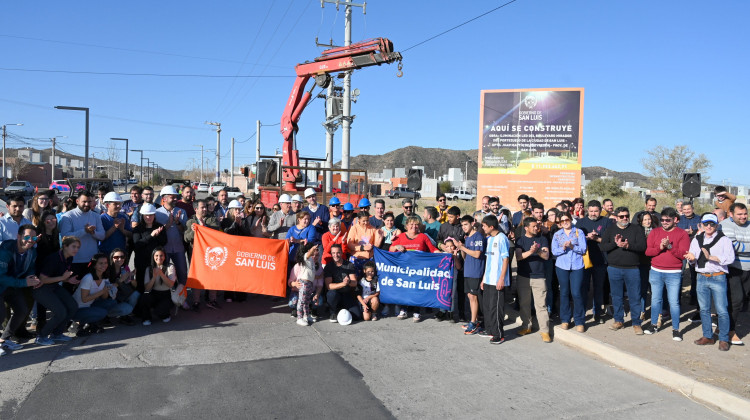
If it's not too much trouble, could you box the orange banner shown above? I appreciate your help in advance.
[187,225,289,297]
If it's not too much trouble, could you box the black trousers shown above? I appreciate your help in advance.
[482,285,505,338]
[727,267,750,331]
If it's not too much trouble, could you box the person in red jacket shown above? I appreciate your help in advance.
[644,207,690,340]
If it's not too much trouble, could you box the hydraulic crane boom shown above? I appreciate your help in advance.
[279,37,402,191]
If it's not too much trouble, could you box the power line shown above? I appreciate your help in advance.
[0,67,295,78]
[0,34,289,69]
[402,0,520,52]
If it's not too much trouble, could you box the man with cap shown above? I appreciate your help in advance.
[685,213,735,351]
[59,190,106,277]
[303,187,329,238]
[0,224,42,355]
[394,198,421,232]
[154,186,188,304]
[369,199,386,229]
[268,194,297,239]
[99,192,133,255]
[341,203,356,230]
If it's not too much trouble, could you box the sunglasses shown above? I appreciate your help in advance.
[703,222,717,227]
[403,206,413,210]
[438,199,446,202]
[22,235,39,242]
[112,255,125,260]
[559,218,571,222]
[254,207,263,210]
[617,215,630,219]
[660,218,673,222]
[330,204,340,208]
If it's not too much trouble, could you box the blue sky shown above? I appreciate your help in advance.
[1,1,748,185]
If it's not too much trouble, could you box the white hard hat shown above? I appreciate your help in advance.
[103,191,123,203]
[291,194,303,203]
[278,194,292,203]
[228,200,243,209]
[337,309,353,326]
[160,185,179,196]
[304,188,316,198]
[139,203,157,215]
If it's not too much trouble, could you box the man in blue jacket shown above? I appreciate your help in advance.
[0,224,42,356]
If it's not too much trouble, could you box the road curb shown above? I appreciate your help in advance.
[553,328,750,419]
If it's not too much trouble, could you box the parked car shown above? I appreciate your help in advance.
[224,187,244,199]
[5,181,35,196]
[388,187,420,200]
[128,178,138,184]
[445,189,476,201]
[49,180,71,193]
[209,182,227,196]
[197,183,209,193]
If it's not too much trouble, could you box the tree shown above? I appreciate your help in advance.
[585,177,624,198]
[438,181,453,195]
[641,145,711,197]
[10,156,30,180]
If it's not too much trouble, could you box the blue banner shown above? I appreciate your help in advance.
[373,248,454,310]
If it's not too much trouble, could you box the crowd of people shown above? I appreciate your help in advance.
[1,183,748,355]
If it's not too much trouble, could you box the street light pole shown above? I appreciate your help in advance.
[110,137,128,186]
[205,121,221,183]
[131,149,144,184]
[55,106,89,177]
[2,123,23,188]
[50,136,67,185]
[193,144,204,183]
[145,158,151,184]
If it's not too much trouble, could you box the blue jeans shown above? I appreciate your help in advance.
[167,252,188,286]
[556,267,585,326]
[108,291,141,317]
[583,265,607,317]
[638,264,650,313]
[649,269,681,330]
[696,273,730,342]
[607,266,642,326]
[73,298,117,324]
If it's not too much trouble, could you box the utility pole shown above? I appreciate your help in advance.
[205,121,221,183]
[321,0,364,184]
[255,120,261,194]
[193,144,204,183]
[50,136,67,185]
[230,137,235,188]
[2,123,23,188]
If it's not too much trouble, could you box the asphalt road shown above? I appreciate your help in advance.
[0,295,724,419]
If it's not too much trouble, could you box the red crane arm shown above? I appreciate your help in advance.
[279,37,402,191]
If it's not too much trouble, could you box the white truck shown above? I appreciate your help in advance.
[445,189,476,201]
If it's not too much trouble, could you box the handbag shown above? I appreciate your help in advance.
[576,229,593,269]
[116,282,136,302]
[171,283,187,306]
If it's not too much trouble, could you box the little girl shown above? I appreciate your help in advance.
[291,243,323,326]
[357,261,381,321]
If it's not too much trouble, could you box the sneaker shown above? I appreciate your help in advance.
[307,316,315,324]
[594,315,605,325]
[477,329,491,337]
[397,310,408,320]
[689,313,701,324]
[192,302,201,313]
[1,339,24,351]
[296,318,309,326]
[162,317,171,323]
[35,337,55,346]
[464,322,480,335]
[291,309,297,318]
[672,330,683,342]
[413,314,421,323]
[0,347,5,356]
[76,328,91,337]
[329,313,338,323]
[490,336,506,345]
[206,300,220,309]
[372,315,379,321]
[142,320,152,326]
[644,325,657,335]
[517,328,533,336]
[50,334,73,342]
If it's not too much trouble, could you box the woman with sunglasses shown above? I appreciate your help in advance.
[34,236,82,345]
[23,192,55,227]
[551,214,588,332]
[106,248,139,325]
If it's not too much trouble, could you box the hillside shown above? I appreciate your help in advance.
[343,147,648,186]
